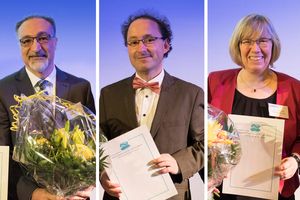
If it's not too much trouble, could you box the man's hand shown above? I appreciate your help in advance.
[32,186,94,200]
[100,171,122,197]
[149,154,180,175]
[274,157,298,180]
[32,188,63,200]
[68,185,95,200]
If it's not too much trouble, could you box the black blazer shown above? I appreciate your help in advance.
[0,67,95,200]
[100,71,204,200]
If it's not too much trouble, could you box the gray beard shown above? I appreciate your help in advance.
[29,60,49,73]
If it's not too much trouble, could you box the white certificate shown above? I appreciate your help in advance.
[223,114,284,199]
[102,125,177,200]
[0,146,9,200]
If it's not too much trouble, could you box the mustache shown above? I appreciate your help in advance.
[135,52,151,58]
[28,52,47,58]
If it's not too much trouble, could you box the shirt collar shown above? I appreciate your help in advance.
[135,69,165,87]
[25,66,56,87]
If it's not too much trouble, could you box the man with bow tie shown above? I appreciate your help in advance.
[0,15,95,200]
[100,11,204,200]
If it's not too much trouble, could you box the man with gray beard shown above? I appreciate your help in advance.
[0,15,95,200]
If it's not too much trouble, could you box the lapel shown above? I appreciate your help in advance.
[211,69,239,114]
[150,71,174,138]
[222,70,238,114]
[124,75,139,128]
[15,67,35,96]
[55,67,70,99]
[275,71,289,105]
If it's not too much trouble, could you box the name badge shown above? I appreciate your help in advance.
[268,103,289,119]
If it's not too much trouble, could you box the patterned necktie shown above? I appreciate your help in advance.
[35,79,56,136]
[132,77,160,94]
[36,79,51,95]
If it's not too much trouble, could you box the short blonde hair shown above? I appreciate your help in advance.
[229,14,281,68]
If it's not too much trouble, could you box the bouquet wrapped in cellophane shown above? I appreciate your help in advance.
[100,129,107,174]
[11,93,96,197]
[208,105,241,196]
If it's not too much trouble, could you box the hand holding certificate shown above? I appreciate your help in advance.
[101,125,177,200]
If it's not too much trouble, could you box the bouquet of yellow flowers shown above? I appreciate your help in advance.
[208,105,241,194]
[11,93,96,197]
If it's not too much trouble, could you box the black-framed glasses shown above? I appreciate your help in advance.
[127,36,164,47]
[240,38,272,48]
[19,33,54,47]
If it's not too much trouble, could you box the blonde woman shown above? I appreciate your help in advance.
[208,14,300,200]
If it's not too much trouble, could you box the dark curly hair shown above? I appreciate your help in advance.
[121,10,173,58]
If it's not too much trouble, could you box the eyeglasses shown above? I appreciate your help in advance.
[19,33,54,47]
[240,38,272,48]
[127,36,164,47]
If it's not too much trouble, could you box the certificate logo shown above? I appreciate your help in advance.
[250,123,261,132]
[120,141,130,151]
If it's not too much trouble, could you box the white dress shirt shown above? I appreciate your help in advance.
[135,70,164,130]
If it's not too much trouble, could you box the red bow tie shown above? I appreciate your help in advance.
[132,77,160,94]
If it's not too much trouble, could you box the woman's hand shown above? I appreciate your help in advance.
[274,157,298,180]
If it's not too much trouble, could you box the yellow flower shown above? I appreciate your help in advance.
[208,120,233,147]
[73,144,94,160]
[72,125,85,145]
[52,128,70,149]
[208,120,223,146]
[36,137,50,146]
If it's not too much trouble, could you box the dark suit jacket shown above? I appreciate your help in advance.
[100,71,204,200]
[0,67,95,200]
[208,68,300,198]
